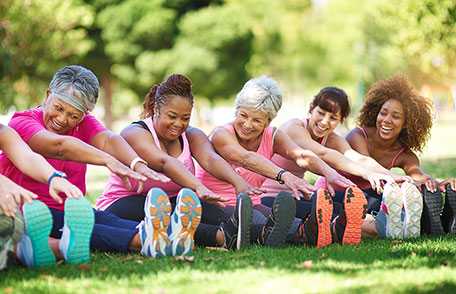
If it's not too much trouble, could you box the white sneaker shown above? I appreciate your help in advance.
[401,182,423,238]
[382,182,403,239]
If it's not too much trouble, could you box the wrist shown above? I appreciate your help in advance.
[275,169,288,184]
[130,157,148,171]
[47,170,67,185]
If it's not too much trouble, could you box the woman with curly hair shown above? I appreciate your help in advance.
[346,75,456,238]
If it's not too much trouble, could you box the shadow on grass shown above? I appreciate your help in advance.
[2,234,456,285]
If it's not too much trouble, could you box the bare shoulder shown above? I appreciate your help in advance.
[280,118,305,131]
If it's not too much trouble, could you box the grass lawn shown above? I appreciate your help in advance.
[2,117,456,293]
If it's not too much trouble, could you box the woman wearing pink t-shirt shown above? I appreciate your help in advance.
[0,65,186,264]
[97,74,284,252]
[196,76,360,248]
[0,123,82,269]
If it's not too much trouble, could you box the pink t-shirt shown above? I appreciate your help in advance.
[96,117,195,210]
[261,118,328,197]
[0,107,106,211]
[195,124,275,206]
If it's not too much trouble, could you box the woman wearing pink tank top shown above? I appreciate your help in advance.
[97,74,273,253]
[196,76,369,248]
[346,75,456,238]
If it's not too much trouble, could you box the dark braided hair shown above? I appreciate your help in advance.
[141,74,194,119]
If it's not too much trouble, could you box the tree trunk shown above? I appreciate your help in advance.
[101,73,113,129]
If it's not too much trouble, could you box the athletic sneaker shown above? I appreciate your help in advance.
[421,187,444,235]
[401,182,423,238]
[444,184,456,234]
[169,188,202,256]
[220,193,252,250]
[139,188,172,258]
[17,200,56,268]
[296,188,333,248]
[258,192,295,247]
[382,182,403,239]
[59,198,95,264]
[341,186,367,245]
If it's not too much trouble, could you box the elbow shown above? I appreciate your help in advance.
[296,150,319,169]
[53,137,68,159]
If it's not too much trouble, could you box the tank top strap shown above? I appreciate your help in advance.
[142,117,162,150]
[389,147,406,169]
[358,127,368,140]
[179,131,191,160]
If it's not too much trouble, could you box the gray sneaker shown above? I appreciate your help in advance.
[0,209,23,270]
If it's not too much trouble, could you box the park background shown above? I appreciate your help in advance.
[2,0,456,293]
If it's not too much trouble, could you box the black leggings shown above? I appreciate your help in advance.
[105,195,223,247]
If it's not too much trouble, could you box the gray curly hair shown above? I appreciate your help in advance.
[234,75,283,121]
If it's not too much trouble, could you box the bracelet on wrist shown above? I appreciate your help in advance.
[275,169,287,184]
[47,170,67,185]
[130,157,148,171]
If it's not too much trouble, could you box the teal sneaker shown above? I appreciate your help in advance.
[139,188,172,258]
[17,200,56,268]
[59,198,94,264]
[169,188,202,256]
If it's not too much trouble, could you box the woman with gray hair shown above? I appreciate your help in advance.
[196,75,359,248]
[0,65,171,266]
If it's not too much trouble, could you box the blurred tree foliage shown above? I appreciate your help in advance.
[1,0,455,119]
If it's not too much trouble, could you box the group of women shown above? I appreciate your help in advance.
[1,65,455,269]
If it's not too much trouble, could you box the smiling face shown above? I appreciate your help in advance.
[233,107,270,142]
[308,106,342,139]
[43,94,85,134]
[153,95,192,141]
[376,99,405,141]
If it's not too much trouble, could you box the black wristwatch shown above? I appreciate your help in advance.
[47,170,67,185]
[275,169,287,184]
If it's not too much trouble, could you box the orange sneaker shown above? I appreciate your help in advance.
[340,186,367,245]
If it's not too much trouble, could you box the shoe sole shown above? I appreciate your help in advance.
[64,198,94,264]
[315,189,333,248]
[236,193,252,250]
[422,188,444,235]
[171,188,202,256]
[342,187,367,245]
[402,183,423,238]
[22,201,56,267]
[383,183,403,239]
[144,188,172,257]
[445,186,456,234]
[264,192,296,247]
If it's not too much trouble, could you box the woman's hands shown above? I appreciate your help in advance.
[0,175,36,217]
[48,176,83,204]
[195,184,228,207]
[282,172,315,200]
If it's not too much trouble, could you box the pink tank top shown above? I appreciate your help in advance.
[96,117,195,210]
[195,124,275,206]
[261,118,328,197]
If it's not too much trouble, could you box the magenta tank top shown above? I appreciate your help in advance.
[195,124,275,206]
[261,118,328,197]
[96,117,195,210]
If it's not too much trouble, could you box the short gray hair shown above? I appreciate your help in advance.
[48,65,99,113]
[234,75,282,121]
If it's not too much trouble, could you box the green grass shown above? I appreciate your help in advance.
[2,237,456,293]
[2,117,456,293]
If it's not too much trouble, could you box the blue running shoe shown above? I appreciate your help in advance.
[139,188,172,258]
[59,198,94,264]
[17,200,55,268]
[169,188,202,256]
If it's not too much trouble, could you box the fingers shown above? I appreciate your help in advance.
[1,194,17,217]
[136,181,144,194]
[326,183,335,197]
[49,188,63,204]
[122,176,133,191]
[425,179,437,193]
